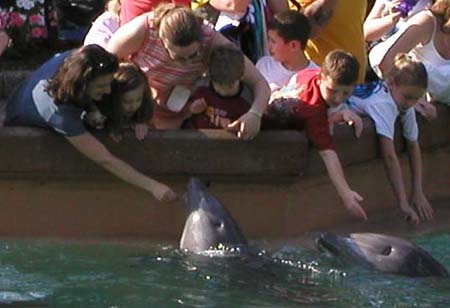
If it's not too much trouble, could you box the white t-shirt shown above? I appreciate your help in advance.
[347,82,418,141]
[84,11,120,49]
[256,56,318,91]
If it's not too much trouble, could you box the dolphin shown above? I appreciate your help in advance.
[316,232,449,277]
[179,178,248,255]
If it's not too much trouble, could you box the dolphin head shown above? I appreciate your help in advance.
[179,178,248,254]
[317,232,449,277]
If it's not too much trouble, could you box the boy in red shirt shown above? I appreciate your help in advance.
[264,50,367,220]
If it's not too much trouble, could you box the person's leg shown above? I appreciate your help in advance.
[0,30,9,56]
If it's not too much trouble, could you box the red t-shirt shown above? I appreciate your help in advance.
[186,85,250,129]
[263,69,335,151]
[120,0,191,25]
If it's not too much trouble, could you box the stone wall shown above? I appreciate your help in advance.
[0,70,449,239]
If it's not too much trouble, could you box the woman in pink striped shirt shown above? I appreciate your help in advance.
[107,3,270,140]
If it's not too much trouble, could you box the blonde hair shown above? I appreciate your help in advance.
[154,3,203,46]
[431,0,450,33]
[388,53,427,89]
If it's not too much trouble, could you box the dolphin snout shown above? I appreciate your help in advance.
[316,232,341,256]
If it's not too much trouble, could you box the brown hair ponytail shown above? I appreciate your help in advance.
[154,3,203,47]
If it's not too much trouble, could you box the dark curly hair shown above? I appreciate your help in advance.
[46,44,118,107]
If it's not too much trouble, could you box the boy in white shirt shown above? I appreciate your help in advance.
[256,10,318,91]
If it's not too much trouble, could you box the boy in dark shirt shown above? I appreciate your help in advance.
[264,50,367,220]
[186,45,252,130]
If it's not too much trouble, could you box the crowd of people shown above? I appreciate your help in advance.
[3,0,448,224]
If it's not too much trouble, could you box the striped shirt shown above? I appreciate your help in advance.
[132,13,216,116]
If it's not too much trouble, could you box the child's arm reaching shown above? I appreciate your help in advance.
[319,149,367,220]
[407,140,434,220]
[379,136,420,223]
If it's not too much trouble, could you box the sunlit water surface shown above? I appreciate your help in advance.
[0,233,449,308]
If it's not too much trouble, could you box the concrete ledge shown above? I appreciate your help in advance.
[0,123,309,178]
[0,104,449,179]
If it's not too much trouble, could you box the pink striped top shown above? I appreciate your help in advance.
[132,13,216,116]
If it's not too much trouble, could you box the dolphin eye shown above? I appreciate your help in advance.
[213,221,224,229]
[381,246,393,256]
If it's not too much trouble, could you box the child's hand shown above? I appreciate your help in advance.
[189,98,208,114]
[109,132,123,143]
[328,110,363,138]
[151,182,178,202]
[415,97,437,121]
[85,110,107,130]
[342,110,363,138]
[411,192,434,221]
[135,123,149,141]
[399,202,420,224]
[342,190,367,220]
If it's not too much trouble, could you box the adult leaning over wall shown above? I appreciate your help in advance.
[106,3,270,139]
[4,44,177,203]
[369,0,450,106]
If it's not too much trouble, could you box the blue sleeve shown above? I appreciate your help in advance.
[48,106,86,137]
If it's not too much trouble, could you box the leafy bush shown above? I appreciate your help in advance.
[0,0,57,58]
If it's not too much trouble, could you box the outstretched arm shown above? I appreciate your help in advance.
[66,132,177,202]
[379,136,419,223]
[406,140,433,220]
[319,149,367,220]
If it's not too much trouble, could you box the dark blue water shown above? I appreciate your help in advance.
[0,233,449,307]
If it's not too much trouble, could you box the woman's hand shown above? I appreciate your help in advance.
[227,110,261,140]
[151,181,178,202]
